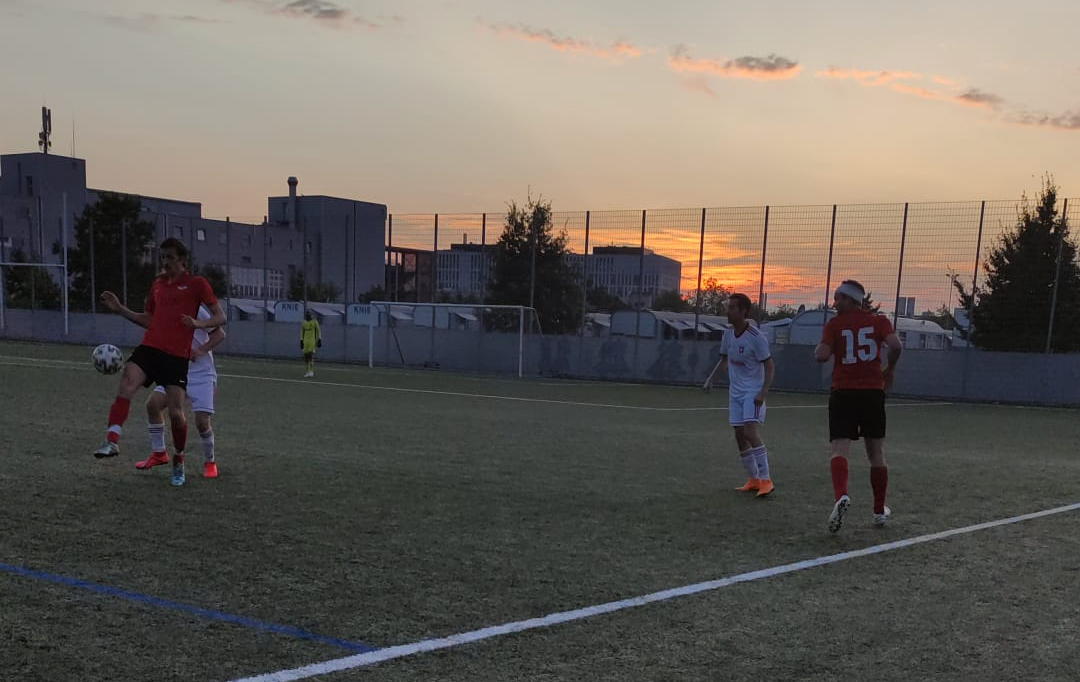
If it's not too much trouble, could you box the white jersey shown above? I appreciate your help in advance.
[187,305,218,383]
[719,323,771,396]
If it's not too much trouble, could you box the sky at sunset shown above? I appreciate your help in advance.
[2,0,1077,225]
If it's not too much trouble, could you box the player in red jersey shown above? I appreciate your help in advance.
[94,238,226,487]
[814,280,902,533]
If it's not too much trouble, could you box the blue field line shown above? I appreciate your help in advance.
[0,561,378,653]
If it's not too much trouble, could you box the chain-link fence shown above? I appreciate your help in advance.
[2,197,1077,380]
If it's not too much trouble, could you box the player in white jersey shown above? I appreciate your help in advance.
[135,304,226,482]
[703,293,776,497]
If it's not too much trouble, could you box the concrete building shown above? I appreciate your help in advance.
[428,243,683,307]
[0,151,386,306]
[572,246,682,307]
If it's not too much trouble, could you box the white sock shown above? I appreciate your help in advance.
[200,429,215,463]
[752,445,770,480]
[148,422,165,452]
[739,448,759,479]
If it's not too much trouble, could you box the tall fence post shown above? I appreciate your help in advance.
[262,219,269,320]
[344,214,350,360]
[960,201,987,399]
[580,211,591,337]
[387,214,396,302]
[62,193,68,336]
[433,213,439,304]
[693,207,706,336]
[480,212,487,307]
[89,216,96,315]
[224,217,231,321]
[121,219,128,307]
[757,205,770,317]
[823,204,838,309]
[1045,197,1069,353]
[893,202,909,327]
[633,209,646,374]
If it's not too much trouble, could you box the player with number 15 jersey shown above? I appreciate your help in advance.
[822,308,894,390]
[815,279,902,534]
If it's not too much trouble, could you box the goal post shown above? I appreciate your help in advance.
[0,260,70,335]
[363,301,541,377]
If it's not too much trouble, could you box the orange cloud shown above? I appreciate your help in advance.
[815,67,921,86]
[668,46,801,80]
[818,65,1009,115]
[485,23,644,60]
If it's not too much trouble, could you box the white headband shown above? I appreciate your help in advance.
[835,282,865,302]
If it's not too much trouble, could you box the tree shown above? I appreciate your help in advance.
[651,289,690,312]
[953,178,1079,352]
[2,249,63,309]
[762,303,798,321]
[585,285,628,313]
[60,192,157,311]
[487,195,582,333]
[192,263,228,298]
[358,285,387,303]
[287,271,342,303]
[918,305,956,330]
[686,277,731,315]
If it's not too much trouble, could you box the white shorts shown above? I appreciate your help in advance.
[729,392,766,426]
[154,378,216,414]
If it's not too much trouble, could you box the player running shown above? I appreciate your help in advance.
[814,279,902,532]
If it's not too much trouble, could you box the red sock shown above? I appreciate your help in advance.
[830,456,848,501]
[870,465,889,515]
[170,417,187,454]
[106,397,131,443]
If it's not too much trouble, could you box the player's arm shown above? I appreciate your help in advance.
[813,341,832,362]
[814,319,834,362]
[881,331,902,388]
[185,300,226,330]
[203,326,227,353]
[703,356,727,392]
[100,291,151,329]
[755,357,775,404]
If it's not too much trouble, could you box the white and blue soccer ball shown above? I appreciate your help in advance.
[91,343,124,375]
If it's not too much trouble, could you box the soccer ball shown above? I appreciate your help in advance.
[91,344,124,375]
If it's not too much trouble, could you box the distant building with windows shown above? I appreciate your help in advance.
[423,242,682,307]
[0,151,386,307]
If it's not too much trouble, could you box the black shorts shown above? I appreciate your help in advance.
[128,345,189,390]
[829,389,886,441]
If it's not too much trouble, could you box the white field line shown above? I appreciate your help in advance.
[0,355,952,412]
[229,502,1080,682]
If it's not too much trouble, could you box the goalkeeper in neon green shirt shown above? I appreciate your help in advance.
[300,310,322,377]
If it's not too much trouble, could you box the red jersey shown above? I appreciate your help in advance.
[821,310,894,390]
[141,272,218,359]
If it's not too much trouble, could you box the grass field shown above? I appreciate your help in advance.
[1,339,1079,682]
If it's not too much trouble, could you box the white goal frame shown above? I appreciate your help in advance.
[364,301,540,378]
